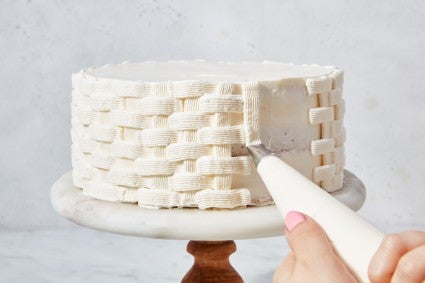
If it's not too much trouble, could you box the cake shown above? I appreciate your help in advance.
[71,61,345,209]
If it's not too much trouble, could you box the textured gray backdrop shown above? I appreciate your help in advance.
[1,0,424,231]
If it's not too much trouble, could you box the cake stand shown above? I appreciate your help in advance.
[51,170,366,282]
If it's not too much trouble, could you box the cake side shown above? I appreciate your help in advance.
[71,62,345,209]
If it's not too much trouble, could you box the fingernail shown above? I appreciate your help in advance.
[285,211,306,232]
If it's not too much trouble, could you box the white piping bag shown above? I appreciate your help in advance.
[247,144,384,283]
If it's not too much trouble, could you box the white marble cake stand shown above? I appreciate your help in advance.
[51,170,366,283]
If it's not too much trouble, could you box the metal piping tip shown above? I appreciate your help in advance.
[246,144,273,166]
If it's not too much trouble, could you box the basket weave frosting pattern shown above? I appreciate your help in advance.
[71,65,345,209]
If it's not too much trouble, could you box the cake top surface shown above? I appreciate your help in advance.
[84,61,336,82]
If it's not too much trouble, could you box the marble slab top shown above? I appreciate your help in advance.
[51,170,366,240]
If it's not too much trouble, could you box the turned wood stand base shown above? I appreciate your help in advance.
[182,241,243,283]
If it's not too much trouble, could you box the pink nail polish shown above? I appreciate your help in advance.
[285,211,306,232]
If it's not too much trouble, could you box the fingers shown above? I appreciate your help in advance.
[369,231,425,283]
[273,252,295,283]
[280,211,357,283]
[284,211,336,263]
[391,244,425,283]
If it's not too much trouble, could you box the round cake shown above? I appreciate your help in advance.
[71,61,345,209]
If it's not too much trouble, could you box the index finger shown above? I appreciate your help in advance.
[368,231,425,283]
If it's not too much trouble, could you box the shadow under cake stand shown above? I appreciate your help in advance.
[51,170,366,283]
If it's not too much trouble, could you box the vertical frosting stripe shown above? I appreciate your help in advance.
[242,82,261,146]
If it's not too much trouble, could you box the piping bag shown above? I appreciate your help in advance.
[247,144,384,283]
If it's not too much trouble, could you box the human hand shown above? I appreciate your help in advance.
[273,211,358,283]
[368,231,425,283]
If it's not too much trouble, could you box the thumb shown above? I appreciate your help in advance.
[284,211,336,263]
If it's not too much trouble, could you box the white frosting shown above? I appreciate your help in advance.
[71,61,345,209]
[87,61,334,82]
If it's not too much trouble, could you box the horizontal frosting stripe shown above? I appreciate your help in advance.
[165,143,209,161]
[74,107,93,125]
[72,159,93,180]
[72,171,87,189]
[194,188,251,209]
[111,141,143,159]
[84,181,138,203]
[169,112,208,130]
[136,96,176,116]
[313,164,336,182]
[169,173,208,191]
[196,156,251,175]
[90,96,119,111]
[306,75,333,95]
[111,110,150,129]
[109,168,142,187]
[199,94,244,113]
[140,176,169,190]
[136,188,197,208]
[71,90,88,105]
[135,158,175,176]
[198,125,245,144]
[309,107,334,125]
[321,172,344,192]
[136,186,251,209]
[311,138,335,156]
[75,137,95,153]
[90,150,113,170]
[88,124,114,142]
[138,128,176,147]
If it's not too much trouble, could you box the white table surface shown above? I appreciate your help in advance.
[0,228,285,283]
[2,221,425,283]
[51,170,366,241]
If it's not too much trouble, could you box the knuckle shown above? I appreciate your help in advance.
[292,226,311,242]
[368,267,383,283]
[381,234,403,251]
[290,227,318,251]
[397,255,417,278]
[292,223,321,241]
[368,234,405,283]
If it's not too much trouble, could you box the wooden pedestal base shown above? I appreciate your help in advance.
[182,241,243,283]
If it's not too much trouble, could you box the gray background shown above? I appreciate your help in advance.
[1,0,424,232]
